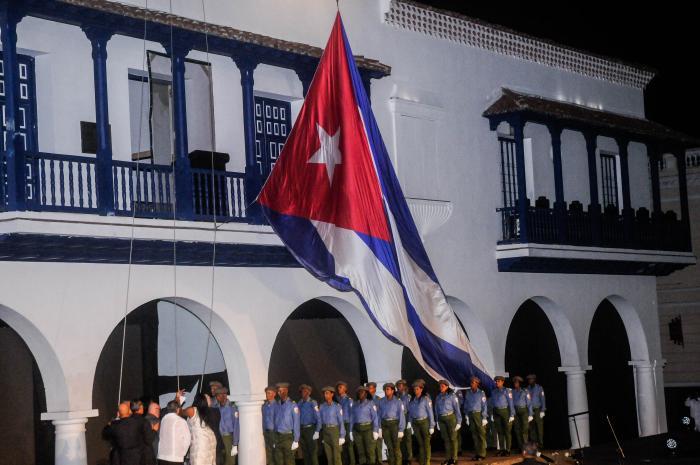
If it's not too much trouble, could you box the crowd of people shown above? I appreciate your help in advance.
[103,374,546,465]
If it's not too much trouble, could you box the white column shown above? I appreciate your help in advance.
[234,395,266,465]
[558,366,590,449]
[629,360,659,436]
[41,410,98,465]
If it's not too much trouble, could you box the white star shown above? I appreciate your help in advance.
[307,124,342,185]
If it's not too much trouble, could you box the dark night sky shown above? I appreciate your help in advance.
[419,2,699,140]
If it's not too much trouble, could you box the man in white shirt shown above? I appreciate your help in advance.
[685,395,700,432]
[157,400,191,465]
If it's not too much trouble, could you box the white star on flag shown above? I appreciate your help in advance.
[307,124,342,184]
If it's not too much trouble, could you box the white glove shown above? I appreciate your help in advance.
[398,431,404,439]
[481,419,488,427]
[231,446,238,457]
[465,417,470,426]
[540,411,545,418]
[429,428,434,435]
[339,438,345,446]
[508,416,514,423]
[313,431,320,440]
[455,423,461,431]
[372,431,379,441]
[378,428,383,439]
[291,442,299,451]
[528,416,534,422]
[490,415,494,422]
[349,432,354,442]
[435,423,440,431]
[406,422,412,430]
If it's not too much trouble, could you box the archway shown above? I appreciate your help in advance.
[88,299,230,465]
[505,299,570,449]
[587,299,639,444]
[268,298,367,396]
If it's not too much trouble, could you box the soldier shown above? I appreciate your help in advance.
[299,384,321,465]
[215,386,240,465]
[408,379,434,465]
[273,382,301,465]
[210,381,224,406]
[351,385,380,465]
[263,386,277,465]
[525,374,546,449]
[511,376,533,453]
[395,380,413,465]
[434,380,462,465]
[337,381,356,465]
[320,386,346,465]
[489,376,515,456]
[366,382,383,462]
[463,377,488,462]
[377,383,406,465]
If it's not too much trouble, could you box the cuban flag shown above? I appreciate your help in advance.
[259,14,494,390]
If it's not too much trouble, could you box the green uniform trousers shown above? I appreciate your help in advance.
[342,422,355,465]
[375,432,383,463]
[264,430,275,465]
[530,408,544,448]
[400,421,413,462]
[322,425,342,465]
[513,407,529,452]
[221,434,236,465]
[492,407,512,452]
[467,412,486,458]
[301,426,320,465]
[353,423,376,465]
[412,418,431,465]
[274,432,295,465]
[381,419,401,465]
[437,413,458,461]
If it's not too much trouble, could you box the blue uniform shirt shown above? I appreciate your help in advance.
[274,398,301,442]
[512,388,533,416]
[378,396,406,432]
[399,393,411,420]
[299,397,321,432]
[351,399,379,432]
[463,388,488,418]
[489,388,515,417]
[262,400,276,431]
[337,394,354,425]
[435,392,462,424]
[319,402,346,437]
[219,403,240,445]
[408,395,435,428]
[527,384,546,410]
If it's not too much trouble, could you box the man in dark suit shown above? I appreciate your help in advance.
[516,441,544,464]
[104,400,150,465]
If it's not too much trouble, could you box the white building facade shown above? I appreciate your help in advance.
[0,1,697,464]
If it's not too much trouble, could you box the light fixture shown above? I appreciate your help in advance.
[665,437,679,456]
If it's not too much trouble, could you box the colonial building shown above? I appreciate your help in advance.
[0,1,697,464]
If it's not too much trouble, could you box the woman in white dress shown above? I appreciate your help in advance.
[186,393,218,465]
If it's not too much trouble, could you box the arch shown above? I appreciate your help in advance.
[446,296,496,374]
[0,303,69,412]
[529,296,581,367]
[599,295,650,361]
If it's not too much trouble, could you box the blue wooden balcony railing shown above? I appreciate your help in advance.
[498,200,690,252]
[1,151,247,223]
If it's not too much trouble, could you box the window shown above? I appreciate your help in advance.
[0,53,37,153]
[499,136,518,208]
[600,153,619,209]
[254,96,291,178]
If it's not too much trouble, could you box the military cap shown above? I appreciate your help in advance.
[494,376,506,382]
[438,379,450,386]
[209,380,223,387]
[336,381,348,388]
[356,385,368,393]
[470,376,481,384]
[321,386,336,393]
[512,376,524,383]
[395,379,408,386]
[383,382,396,390]
[412,379,426,388]
[276,382,291,389]
[526,374,537,380]
[366,382,377,388]
[264,385,277,392]
[299,384,312,392]
[215,386,229,395]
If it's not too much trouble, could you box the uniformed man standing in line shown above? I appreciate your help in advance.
[395,380,413,465]
[434,380,462,465]
[263,386,277,465]
[511,376,533,453]
[377,383,406,465]
[489,376,515,456]
[320,386,346,465]
[299,384,321,465]
[463,377,488,462]
[525,374,546,449]
[407,379,434,465]
[215,386,240,465]
[366,382,383,462]
[337,381,356,465]
[351,386,380,465]
[273,382,301,465]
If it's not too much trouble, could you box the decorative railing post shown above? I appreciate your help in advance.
[548,123,566,242]
[647,143,662,215]
[234,57,263,223]
[674,148,691,250]
[584,131,601,245]
[165,38,194,220]
[511,115,529,242]
[83,26,115,215]
[616,137,633,242]
[0,3,25,210]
